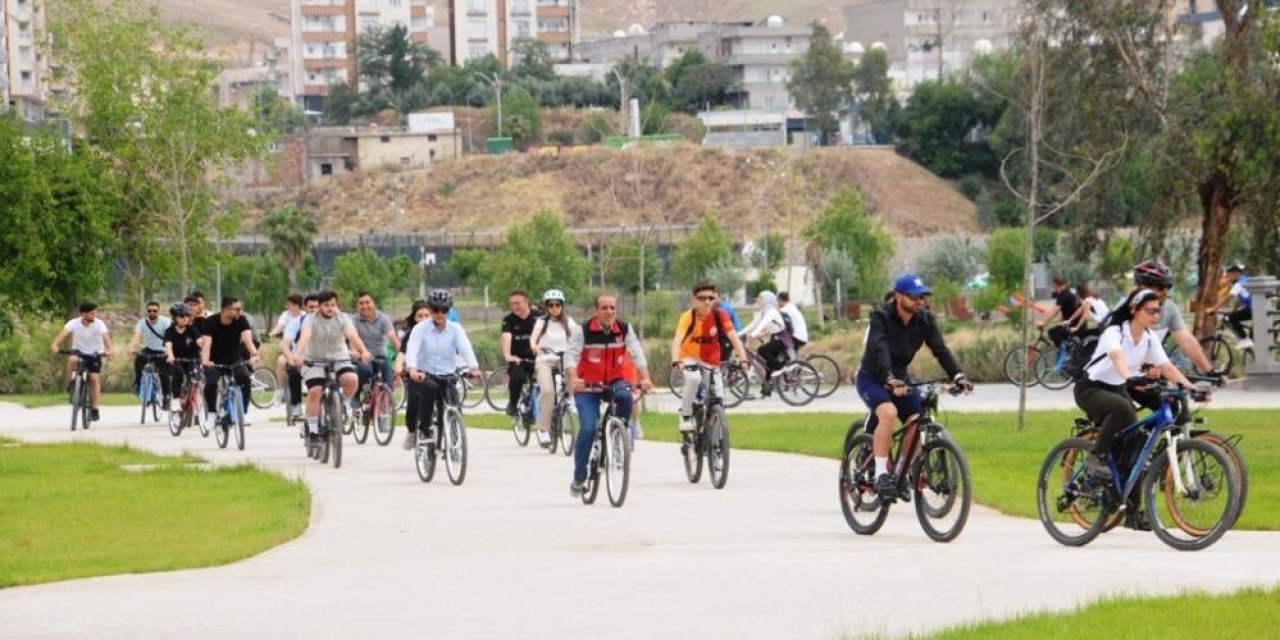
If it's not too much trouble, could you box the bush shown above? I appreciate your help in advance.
[803,189,894,300]
[547,128,575,146]
[930,278,962,316]
[916,235,981,285]
[746,274,776,300]
[958,174,982,201]
[985,228,1026,292]
[970,285,1007,319]
[577,111,616,144]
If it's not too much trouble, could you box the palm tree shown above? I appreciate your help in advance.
[263,205,317,291]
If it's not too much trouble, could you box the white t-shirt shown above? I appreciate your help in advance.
[781,303,809,343]
[1087,297,1110,324]
[1085,322,1170,386]
[64,318,110,355]
[532,316,579,363]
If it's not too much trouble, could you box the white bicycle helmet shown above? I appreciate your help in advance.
[542,289,566,304]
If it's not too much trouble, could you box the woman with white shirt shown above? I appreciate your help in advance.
[1074,289,1197,466]
[1065,283,1111,337]
[529,289,579,447]
[741,290,791,397]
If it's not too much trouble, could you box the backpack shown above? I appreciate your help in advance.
[1064,333,1103,382]
[680,307,733,352]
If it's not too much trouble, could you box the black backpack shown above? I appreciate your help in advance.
[1064,333,1103,382]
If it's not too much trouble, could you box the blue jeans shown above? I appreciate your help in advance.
[572,381,632,483]
[355,359,393,392]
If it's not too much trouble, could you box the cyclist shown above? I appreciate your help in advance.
[402,290,480,450]
[163,303,202,414]
[1209,263,1253,351]
[1035,277,1081,348]
[529,289,579,447]
[565,293,654,497]
[187,292,209,319]
[1075,289,1200,473]
[501,289,540,417]
[49,301,114,423]
[777,291,809,353]
[669,282,749,432]
[268,294,305,405]
[127,300,173,405]
[395,300,431,448]
[281,295,319,418]
[288,291,372,444]
[856,274,972,497]
[1064,282,1109,338]
[198,297,261,425]
[1130,260,1219,376]
[353,291,401,401]
[741,290,793,397]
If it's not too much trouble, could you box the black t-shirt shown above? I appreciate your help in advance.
[199,315,252,365]
[502,312,540,360]
[165,324,203,360]
[1053,288,1081,324]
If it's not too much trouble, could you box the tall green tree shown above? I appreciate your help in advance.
[333,249,393,304]
[511,38,556,82]
[896,81,993,178]
[671,215,735,288]
[357,24,442,95]
[601,235,662,294]
[748,233,787,273]
[803,189,893,299]
[477,211,591,302]
[51,0,267,290]
[786,23,854,145]
[490,87,542,148]
[851,48,898,143]
[262,205,318,291]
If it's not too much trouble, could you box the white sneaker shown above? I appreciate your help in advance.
[241,417,252,427]
[402,431,416,450]
[632,421,645,440]
[678,417,695,432]
[169,399,182,413]
[536,430,551,446]
[1238,338,1254,350]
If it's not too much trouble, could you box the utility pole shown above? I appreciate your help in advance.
[936,6,944,81]
[475,71,505,138]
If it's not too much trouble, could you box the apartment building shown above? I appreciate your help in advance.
[535,0,575,62]
[578,21,719,69]
[3,0,53,122]
[698,16,811,111]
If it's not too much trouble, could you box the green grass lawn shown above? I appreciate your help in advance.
[0,437,310,588]
[470,407,1279,530]
[917,585,1280,639]
[1,392,137,408]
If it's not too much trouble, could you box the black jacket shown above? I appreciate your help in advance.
[859,302,961,383]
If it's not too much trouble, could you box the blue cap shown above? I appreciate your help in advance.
[893,273,931,297]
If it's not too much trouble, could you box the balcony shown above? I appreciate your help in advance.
[410,5,427,17]
[725,53,796,66]
[303,31,348,43]
[538,31,569,44]
[304,58,347,70]
[302,4,347,16]
[537,5,569,18]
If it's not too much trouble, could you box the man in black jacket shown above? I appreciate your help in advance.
[854,274,973,497]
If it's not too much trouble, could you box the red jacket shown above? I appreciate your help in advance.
[577,317,635,385]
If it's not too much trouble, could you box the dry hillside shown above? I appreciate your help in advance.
[248,145,978,237]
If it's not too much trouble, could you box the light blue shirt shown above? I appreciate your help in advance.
[285,313,307,345]
[405,320,478,376]
[135,317,172,352]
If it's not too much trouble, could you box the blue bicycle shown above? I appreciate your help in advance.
[138,352,166,425]
[1033,333,1079,390]
[209,363,247,451]
[1036,379,1240,551]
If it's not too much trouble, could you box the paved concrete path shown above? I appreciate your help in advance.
[1,399,1277,640]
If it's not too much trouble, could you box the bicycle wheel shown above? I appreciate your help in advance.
[604,418,630,507]
[369,383,394,446]
[249,366,277,409]
[215,407,230,449]
[70,377,83,432]
[458,376,483,409]
[195,390,210,438]
[484,369,509,412]
[1194,432,1248,526]
[708,406,730,490]
[139,371,150,424]
[1147,439,1238,551]
[352,389,371,445]
[912,438,971,542]
[1003,346,1041,388]
[806,354,842,398]
[416,436,437,483]
[559,404,577,457]
[777,361,821,406]
[444,408,467,485]
[668,366,686,399]
[511,392,531,447]
[168,403,184,436]
[681,430,703,484]
[326,393,343,468]
[228,389,246,451]
[1035,348,1073,391]
[393,379,407,411]
[839,432,889,535]
[582,439,601,505]
[1036,438,1112,547]
[1199,336,1233,374]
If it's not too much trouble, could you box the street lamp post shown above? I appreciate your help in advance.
[475,71,505,138]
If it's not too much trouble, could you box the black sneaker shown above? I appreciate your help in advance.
[874,472,896,497]
[1084,454,1111,482]
[505,404,519,418]
[90,408,101,422]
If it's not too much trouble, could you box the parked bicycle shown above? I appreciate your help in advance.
[839,377,972,543]
[413,371,473,485]
[208,362,248,451]
[137,352,167,425]
[1036,379,1240,551]
[59,349,100,431]
[302,359,352,468]
[167,358,204,437]
[679,363,731,489]
[579,383,635,508]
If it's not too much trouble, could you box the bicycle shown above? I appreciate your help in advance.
[356,357,398,447]
[670,358,751,409]
[137,352,166,425]
[208,362,247,451]
[167,358,204,437]
[413,371,472,485]
[578,383,634,508]
[538,349,576,456]
[805,353,843,398]
[504,359,537,447]
[59,349,100,431]
[1034,331,1082,391]
[679,363,731,489]
[766,356,822,406]
[1002,326,1052,388]
[249,365,278,410]
[301,359,352,468]
[1036,379,1240,551]
[1200,312,1255,373]
[838,377,972,543]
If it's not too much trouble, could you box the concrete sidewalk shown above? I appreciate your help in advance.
[0,401,1276,639]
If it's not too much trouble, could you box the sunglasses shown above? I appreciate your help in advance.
[429,308,448,314]
[1140,306,1162,316]
[695,295,716,302]
[146,309,159,313]
[546,302,562,308]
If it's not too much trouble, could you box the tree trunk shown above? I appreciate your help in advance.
[1193,171,1233,338]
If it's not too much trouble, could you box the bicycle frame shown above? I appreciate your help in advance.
[858,378,953,496]
[1100,392,1193,501]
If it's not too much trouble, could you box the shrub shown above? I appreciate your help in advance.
[916,235,981,285]
[958,174,982,201]
[547,128,575,146]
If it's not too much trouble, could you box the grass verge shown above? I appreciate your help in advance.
[1,392,137,409]
[0,437,310,588]
[468,407,1279,530]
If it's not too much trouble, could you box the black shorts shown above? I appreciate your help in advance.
[77,354,104,374]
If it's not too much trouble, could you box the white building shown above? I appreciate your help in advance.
[698,16,811,111]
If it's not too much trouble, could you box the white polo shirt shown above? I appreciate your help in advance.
[64,318,110,355]
[1085,322,1169,386]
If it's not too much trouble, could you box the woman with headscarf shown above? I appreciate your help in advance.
[740,290,794,398]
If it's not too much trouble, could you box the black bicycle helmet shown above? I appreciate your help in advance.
[1133,260,1174,288]
[169,303,191,317]
[426,289,453,311]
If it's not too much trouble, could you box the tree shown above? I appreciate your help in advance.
[601,235,662,294]
[671,215,735,287]
[851,48,899,143]
[896,81,992,178]
[252,87,305,135]
[0,119,120,316]
[915,235,980,285]
[221,253,289,318]
[984,228,1025,292]
[357,24,442,95]
[333,249,393,304]
[51,0,267,290]
[263,205,318,291]
[476,210,591,302]
[511,38,555,82]
[323,82,359,125]
[786,22,854,145]
[818,247,859,304]
[447,249,487,287]
[490,87,542,148]
[748,233,787,274]
[802,189,894,299]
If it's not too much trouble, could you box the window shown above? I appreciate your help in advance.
[320,163,333,175]
[511,0,529,13]
[381,135,391,143]
[468,0,485,12]
[469,20,487,37]
[515,20,530,38]
[20,71,32,81]
[428,134,438,141]
[400,156,411,165]
[469,45,489,59]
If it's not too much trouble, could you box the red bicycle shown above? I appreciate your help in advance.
[356,357,397,446]
[168,358,206,437]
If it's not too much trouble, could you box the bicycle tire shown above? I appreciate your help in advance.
[708,406,730,490]
[806,354,842,398]
[512,389,531,447]
[1002,346,1041,388]
[582,442,601,505]
[668,366,686,399]
[393,380,407,411]
[604,418,630,507]
[1200,336,1233,374]
[70,377,83,432]
[370,383,394,446]
[912,438,971,542]
[139,370,154,424]
[326,393,343,468]
[1147,439,1238,551]
[215,410,230,449]
[777,361,821,406]
[1035,347,1074,390]
[559,403,577,456]
[839,432,890,535]
[195,391,210,438]
[249,366,277,410]
[681,431,703,484]
[1036,438,1111,547]
[1196,432,1248,526]
[168,404,184,436]
[484,369,509,412]
[416,436,437,482]
[723,366,748,408]
[444,408,467,485]
[458,376,483,410]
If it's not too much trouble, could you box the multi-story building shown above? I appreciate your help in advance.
[290,0,450,111]
[1,0,8,114]
[535,0,575,61]
[3,0,52,122]
[698,16,811,111]
[453,0,578,66]
[578,21,720,69]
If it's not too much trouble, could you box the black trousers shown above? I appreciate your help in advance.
[1074,380,1161,455]
[758,338,789,390]
[286,367,303,405]
[507,361,533,410]
[406,375,454,433]
[203,364,252,415]
[1047,325,1072,347]
[1227,308,1252,341]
